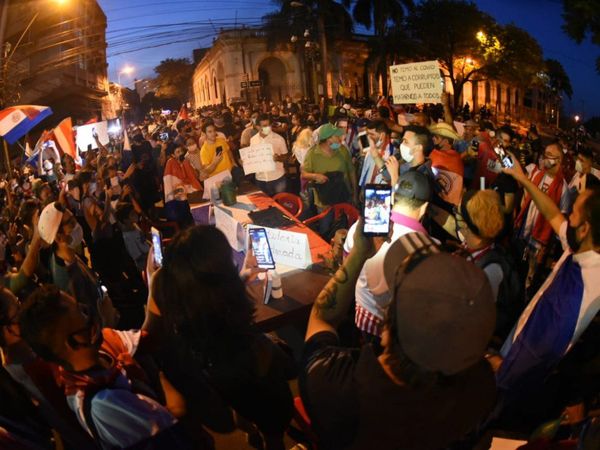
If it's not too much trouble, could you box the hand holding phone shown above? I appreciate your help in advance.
[358,131,370,150]
[363,184,392,237]
[215,146,223,157]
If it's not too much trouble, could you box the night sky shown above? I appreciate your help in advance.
[98,0,600,118]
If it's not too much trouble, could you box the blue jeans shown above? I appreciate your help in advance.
[255,176,287,197]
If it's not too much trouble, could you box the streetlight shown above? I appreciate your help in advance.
[118,65,134,85]
[574,115,580,123]
[290,1,328,101]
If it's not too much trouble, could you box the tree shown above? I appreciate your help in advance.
[345,0,414,96]
[407,0,497,110]
[544,59,573,99]
[561,0,600,73]
[153,58,194,104]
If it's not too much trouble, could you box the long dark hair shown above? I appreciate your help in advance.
[153,226,256,367]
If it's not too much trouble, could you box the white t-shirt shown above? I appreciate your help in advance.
[250,132,287,182]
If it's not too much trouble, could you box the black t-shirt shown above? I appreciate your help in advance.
[491,172,518,205]
[300,332,496,450]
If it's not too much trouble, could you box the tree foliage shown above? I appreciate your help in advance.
[153,58,194,103]
[543,58,573,99]
[561,0,600,73]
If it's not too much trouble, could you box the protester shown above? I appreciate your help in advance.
[163,143,201,228]
[343,171,431,340]
[300,223,496,449]
[200,120,233,178]
[250,114,289,196]
[493,156,600,430]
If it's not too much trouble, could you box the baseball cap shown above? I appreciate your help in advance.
[319,123,344,141]
[38,202,64,245]
[429,122,460,141]
[394,170,431,202]
[383,232,495,375]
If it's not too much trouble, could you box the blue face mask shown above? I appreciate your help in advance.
[330,142,341,150]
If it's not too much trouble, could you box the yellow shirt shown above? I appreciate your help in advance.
[200,137,234,177]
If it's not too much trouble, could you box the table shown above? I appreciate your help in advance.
[190,186,332,332]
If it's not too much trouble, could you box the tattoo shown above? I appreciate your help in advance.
[315,266,349,311]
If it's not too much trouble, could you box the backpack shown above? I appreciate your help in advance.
[477,247,525,346]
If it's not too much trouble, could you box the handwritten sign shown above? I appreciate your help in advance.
[202,170,232,200]
[248,225,312,269]
[239,144,276,175]
[214,206,245,251]
[390,60,443,104]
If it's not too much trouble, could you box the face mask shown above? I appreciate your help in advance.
[375,138,383,147]
[400,143,414,163]
[330,142,341,150]
[262,126,271,136]
[69,223,84,249]
[43,160,53,171]
[178,154,186,162]
[575,160,584,174]
[543,159,557,170]
[566,221,583,253]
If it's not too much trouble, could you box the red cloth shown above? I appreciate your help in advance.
[515,167,565,245]
[430,149,464,176]
[472,135,499,188]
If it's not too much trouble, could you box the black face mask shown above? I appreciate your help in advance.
[566,222,583,253]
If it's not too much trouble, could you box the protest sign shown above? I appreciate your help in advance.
[214,206,245,251]
[75,121,109,151]
[239,143,276,175]
[248,225,312,269]
[390,60,443,104]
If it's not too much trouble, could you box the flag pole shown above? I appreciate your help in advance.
[3,138,10,174]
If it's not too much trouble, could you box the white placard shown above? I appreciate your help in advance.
[75,121,109,151]
[214,206,245,251]
[239,143,276,175]
[390,60,443,104]
[453,120,465,138]
[249,225,312,269]
[202,170,232,200]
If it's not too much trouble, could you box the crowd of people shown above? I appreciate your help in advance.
[0,92,598,450]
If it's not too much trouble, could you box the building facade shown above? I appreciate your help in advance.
[192,29,370,107]
[0,0,110,123]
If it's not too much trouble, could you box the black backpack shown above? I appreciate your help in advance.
[477,247,525,346]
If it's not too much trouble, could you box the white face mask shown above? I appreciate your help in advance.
[400,143,414,163]
[575,160,584,174]
[543,159,557,170]
[261,126,271,136]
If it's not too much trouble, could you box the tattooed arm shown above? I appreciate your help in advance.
[305,220,375,341]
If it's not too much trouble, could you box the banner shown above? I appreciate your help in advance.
[390,60,443,104]
[248,225,312,269]
[75,121,109,152]
[239,143,276,175]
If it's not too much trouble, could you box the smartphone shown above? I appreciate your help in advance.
[363,184,393,237]
[216,146,223,156]
[358,131,369,149]
[494,146,514,168]
[248,227,276,270]
[151,227,164,267]
[160,132,169,141]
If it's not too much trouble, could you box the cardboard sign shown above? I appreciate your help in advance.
[214,205,245,251]
[239,144,276,175]
[248,225,312,269]
[390,60,443,104]
[202,170,232,200]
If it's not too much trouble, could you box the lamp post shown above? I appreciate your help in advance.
[118,65,134,86]
[291,1,328,101]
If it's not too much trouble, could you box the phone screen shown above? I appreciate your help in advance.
[358,132,369,149]
[363,184,392,236]
[151,227,163,267]
[216,146,223,156]
[249,228,276,270]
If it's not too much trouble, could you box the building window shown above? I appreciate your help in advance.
[485,81,491,104]
[214,76,218,99]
